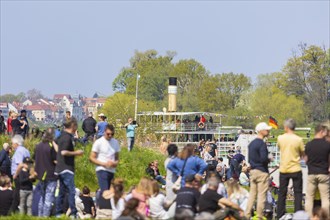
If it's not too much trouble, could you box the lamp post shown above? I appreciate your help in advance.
[134,74,140,121]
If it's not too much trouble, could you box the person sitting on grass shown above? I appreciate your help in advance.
[80,186,96,218]
[198,176,245,219]
[226,178,249,212]
[149,180,172,219]
[132,177,152,218]
[110,181,125,220]
[118,198,145,220]
[145,160,166,186]
[239,165,250,186]
[175,174,201,216]
[0,175,13,216]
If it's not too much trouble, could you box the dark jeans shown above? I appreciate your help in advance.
[38,180,57,217]
[127,137,135,151]
[9,178,20,214]
[82,133,95,143]
[230,159,240,179]
[155,175,166,185]
[277,171,303,218]
[56,172,77,217]
[96,170,114,192]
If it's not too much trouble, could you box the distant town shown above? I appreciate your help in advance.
[0,93,106,124]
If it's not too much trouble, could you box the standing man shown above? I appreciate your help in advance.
[125,118,138,151]
[10,135,30,213]
[64,111,72,123]
[19,110,29,139]
[245,122,272,219]
[55,118,84,218]
[34,129,58,217]
[277,118,305,219]
[82,112,97,143]
[304,124,330,217]
[89,124,120,191]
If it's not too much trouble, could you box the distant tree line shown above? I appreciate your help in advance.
[106,43,329,127]
[0,89,45,103]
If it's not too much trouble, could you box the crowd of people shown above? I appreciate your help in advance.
[0,111,330,220]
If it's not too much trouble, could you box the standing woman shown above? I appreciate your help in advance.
[164,144,178,204]
[7,111,13,136]
[167,143,208,187]
[95,113,108,139]
[11,112,26,137]
[159,136,169,155]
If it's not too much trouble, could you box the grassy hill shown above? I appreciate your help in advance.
[0,135,166,192]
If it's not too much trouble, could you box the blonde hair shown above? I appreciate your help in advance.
[135,177,152,196]
[226,179,243,196]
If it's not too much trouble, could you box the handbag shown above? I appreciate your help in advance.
[172,157,189,192]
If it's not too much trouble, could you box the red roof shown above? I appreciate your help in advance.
[53,94,71,100]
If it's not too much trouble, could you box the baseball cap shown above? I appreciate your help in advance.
[23,157,33,164]
[255,122,272,132]
[98,113,105,117]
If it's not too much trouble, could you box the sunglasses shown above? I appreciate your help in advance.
[106,132,115,136]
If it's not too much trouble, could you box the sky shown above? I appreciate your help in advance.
[1,0,329,98]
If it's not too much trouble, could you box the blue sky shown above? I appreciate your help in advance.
[1,1,329,98]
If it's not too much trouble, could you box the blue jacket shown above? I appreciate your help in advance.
[0,149,11,176]
[167,156,207,186]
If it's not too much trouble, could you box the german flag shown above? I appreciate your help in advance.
[269,116,279,129]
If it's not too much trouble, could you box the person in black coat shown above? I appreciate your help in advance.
[82,112,97,143]
[0,143,11,179]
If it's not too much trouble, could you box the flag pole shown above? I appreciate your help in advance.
[134,74,140,121]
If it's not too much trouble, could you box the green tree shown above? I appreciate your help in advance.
[0,92,26,103]
[250,73,306,125]
[170,59,209,111]
[197,73,252,112]
[283,44,330,121]
[112,50,174,105]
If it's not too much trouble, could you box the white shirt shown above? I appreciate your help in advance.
[91,136,120,173]
[110,197,125,220]
[149,193,169,219]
